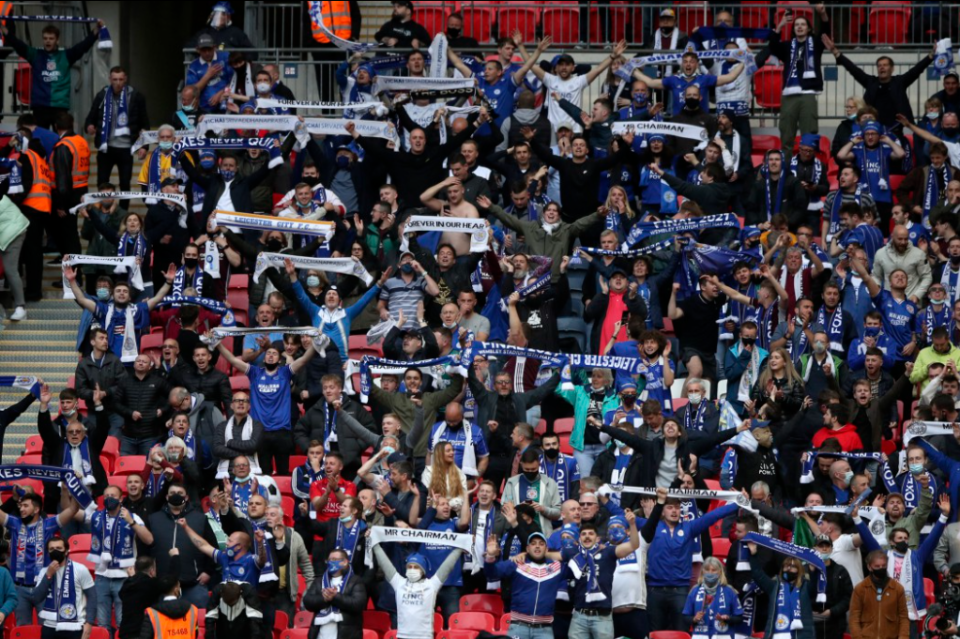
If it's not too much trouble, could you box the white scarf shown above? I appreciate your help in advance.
[103,304,139,363]
[253,253,374,286]
[716,130,741,173]
[942,264,960,308]
[890,549,919,619]
[541,221,561,236]
[399,216,489,254]
[734,342,762,403]
[213,210,336,242]
[227,64,256,107]
[204,240,221,280]
[62,255,143,299]
[432,421,477,477]
[654,28,680,76]
[216,415,260,479]
[69,191,186,215]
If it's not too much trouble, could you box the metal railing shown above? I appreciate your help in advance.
[245,2,949,51]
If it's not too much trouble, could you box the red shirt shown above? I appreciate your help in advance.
[812,423,864,452]
[309,478,358,523]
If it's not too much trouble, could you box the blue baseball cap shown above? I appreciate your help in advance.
[213,1,234,13]
[799,134,820,149]
[862,121,882,134]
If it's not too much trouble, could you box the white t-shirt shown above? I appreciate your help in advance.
[390,573,444,639]
[542,73,589,127]
[216,179,236,214]
[831,533,863,584]
[82,511,145,578]
[36,561,95,628]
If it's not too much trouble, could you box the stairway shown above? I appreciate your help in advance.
[0,143,146,463]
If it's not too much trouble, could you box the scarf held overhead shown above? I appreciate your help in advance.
[213,210,336,241]
[400,216,489,254]
[253,253,374,286]
[69,191,186,215]
[61,255,143,299]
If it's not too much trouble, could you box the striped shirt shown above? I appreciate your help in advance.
[379,275,428,328]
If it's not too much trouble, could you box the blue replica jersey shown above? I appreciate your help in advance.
[427,422,490,467]
[853,144,895,203]
[94,301,150,359]
[247,364,294,431]
[663,74,718,115]
[479,74,518,127]
[214,549,260,586]
[871,291,918,360]
[421,519,463,587]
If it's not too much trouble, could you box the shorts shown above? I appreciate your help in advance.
[680,348,718,379]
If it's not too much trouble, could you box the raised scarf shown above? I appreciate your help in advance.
[40,560,83,631]
[89,510,135,568]
[100,86,130,152]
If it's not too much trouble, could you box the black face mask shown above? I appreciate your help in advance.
[893,540,909,554]
[167,494,186,507]
[741,337,757,346]
[266,239,284,253]
[48,550,66,563]
[661,27,674,35]
[183,258,199,269]
[523,471,540,482]
[543,448,560,460]
[264,362,279,372]
[447,28,461,38]
[945,127,960,138]
[871,567,889,583]
[685,97,700,111]
[303,176,320,187]
[622,395,637,407]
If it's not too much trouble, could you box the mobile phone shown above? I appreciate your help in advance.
[621,311,630,324]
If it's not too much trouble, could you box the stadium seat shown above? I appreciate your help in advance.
[435,613,445,632]
[753,67,784,110]
[89,628,109,639]
[349,335,382,359]
[674,1,711,35]
[107,475,128,492]
[10,627,42,639]
[115,456,147,476]
[275,611,289,633]
[739,2,772,40]
[15,455,42,466]
[925,577,935,607]
[673,398,689,412]
[274,475,293,498]
[752,134,781,153]
[460,594,504,618]
[102,436,120,467]
[589,3,629,44]
[437,632,479,639]
[282,496,296,527]
[289,455,307,469]
[278,630,309,639]
[711,537,732,562]
[215,336,236,376]
[414,5,450,37]
[498,6,539,42]
[461,4,495,42]
[364,610,392,639]
[559,434,574,456]
[554,417,575,435]
[384,632,398,639]
[230,375,251,392]
[140,333,164,363]
[24,435,43,455]
[869,1,912,45]
[650,632,692,639]
[542,7,580,46]
[69,534,92,554]
[293,611,313,628]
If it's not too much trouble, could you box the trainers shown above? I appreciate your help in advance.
[10,307,26,321]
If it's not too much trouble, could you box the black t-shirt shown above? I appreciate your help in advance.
[375,18,430,47]
[676,293,728,354]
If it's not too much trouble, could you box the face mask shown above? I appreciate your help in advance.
[266,239,284,253]
[661,27,674,35]
[383,446,396,456]
[48,550,66,563]
[909,463,925,475]
[401,264,415,275]
[256,82,272,94]
[336,156,351,169]
[182,104,196,113]
[685,97,700,111]
[632,91,647,105]
[842,471,854,486]
[406,568,423,583]
[607,527,627,544]
[220,169,236,181]
[893,540,909,554]
[297,199,313,210]
[782,571,797,582]
[741,337,756,346]
[306,276,321,288]
[303,176,320,187]
[167,494,186,508]
[945,127,960,138]
[543,448,559,460]
[523,471,540,482]
[339,514,353,524]
[865,327,881,338]
[703,572,721,587]
[200,159,216,170]
[813,342,827,355]
[847,113,858,121]
[62,408,77,418]
[951,255,960,266]
[96,288,110,301]
[159,141,174,152]
[264,362,279,373]
[622,395,637,407]
[447,28,461,38]
[688,393,702,406]
[818,551,831,561]
[327,560,345,575]
[104,497,121,511]
[871,567,889,582]
[226,544,241,559]
[928,112,941,121]
[184,258,198,269]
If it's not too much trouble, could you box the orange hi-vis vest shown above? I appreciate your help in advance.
[309,0,352,43]
[0,3,12,23]
[21,148,53,213]
[147,605,198,639]
[54,134,90,190]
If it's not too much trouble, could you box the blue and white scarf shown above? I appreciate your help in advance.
[568,545,607,603]
[790,155,823,210]
[169,426,197,462]
[0,375,41,398]
[157,295,231,317]
[314,568,354,627]
[100,86,131,152]
[249,518,277,582]
[800,450,885,484]
[827,185,861,240]
[742,532,826,604]
[62,438,94,486]
[464,342,568,372]
[816,304,845,355]
[500,273,551,312]
[684,401,708,433]
[335,517,365,562]
[1,15,112,50]
[787,34,817,83]
[561,354,647,391]
[762,161,785,219]
[578,239,672,259]
[174,137,283,168]
[624,214,740,249]
[922,302,951,344]
[681,499,704,561]
[734,581,758,639]
[172,266,203,297]
[11,516,46,585]
[923,164,952,227]
[359,354,464,402]
[116,230,148,262]
[89,510,135,568]
[691,584,734,639]
[0,465,91,509]
[40,560,83,631]
[0,157,23,194]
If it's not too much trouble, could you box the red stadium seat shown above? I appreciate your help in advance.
[413,6,450,37]
[753,67,784,110]
[348,335,382,360]
[115,456,147,476]
[289,455,307,469]
[107,475,128,493]
[364,610,392,639]
[740,2,772,40]
[711,537,732,562]
[384,632,398,639]
[275,611,289,633]
[752,134,782,153]
[435,613,445,632]
[215,336,236,376]
[558,434,574,456]
[869,2,911,45]
[542,7,580,46]
[293,611,313,627]
[498,7,539,42]
[674,1,711,35]
[650,632,693,639]
[140,333,164,363]
[846,1,869,45]
[89,628,109,639]
[925,577,936,607]
[881,439,897,456]
[437,632,479,639]
[553,417,575,435]
[774,2,814,40]
[278,630,309,639]
[673,398,689,412]
[274,475,293,498]
[70,534,92,554]
[230,375,250,392]
[460,595,504,618]
[15,455,42,466]
[24,435,43,455]
[589,3,629,45]
[10,627,42,639]
[282,496,296,527]
[461,4,495,42]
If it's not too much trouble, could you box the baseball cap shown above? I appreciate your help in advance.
[160,177,183,188]
[660,8,676,18]
[814,534,833,546]
[556,54,576,66]
[527,532,548,545]
[393,0,414,8]
[609,267,629,279]
[197,34,217,49]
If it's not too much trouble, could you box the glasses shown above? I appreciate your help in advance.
[66,430,84,436]
[495,380,511,386]
[579,502,597,507]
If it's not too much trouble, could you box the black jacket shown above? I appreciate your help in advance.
[85,86,150,150]
[219,508,291,597]
[583,291,648,355]
[141,597,198,639]
[303,572,367,639]
[531,137,626,223]
[180,152,275,231]
[39,407,110,500]
[812,560,853,639]
[837,53,933,127]
[294,396,377,473]
[146,497,218,586]
[75,351,127,404]
[206,591,264,639]
[113,371,170,440]
[382,325,440,362]
[173,367,233,417]
[119,554,179,639]
[766,28,828,93]
[212,416,265,464]
[144,200,204,268]
[661,173,733,217]
[745,173,809,230]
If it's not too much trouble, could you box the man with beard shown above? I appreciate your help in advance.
[745,150,808,229]
[823,166,877,244]
[849,550,910,639]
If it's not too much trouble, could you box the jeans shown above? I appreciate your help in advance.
[260,430,293,475]
[613,609,648,639]
[509,621,555,639]
[15,583,40,625]
[0,229,27,307]
[569,612,614,639]
[120,435,158,457]
[436,585,461,624]
[181,583,211,609]
[573,444,605,478]
[646,586,689,632]
[96,575,125,637]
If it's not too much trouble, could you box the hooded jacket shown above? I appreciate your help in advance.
[501,108,552,150]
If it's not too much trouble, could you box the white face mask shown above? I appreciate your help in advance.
[406,568,423,583]
[256,82,271,94]
[688,393,702,406]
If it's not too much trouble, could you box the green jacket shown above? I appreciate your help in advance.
[0,196,28,251]
[80,205,125,273]
[886,484,933,550]
[556,371,621,452]
[369,376,464,457]
[8,30,98,110]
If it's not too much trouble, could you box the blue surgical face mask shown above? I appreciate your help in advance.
[843,471,854,486]
[703,572,721,586]
[339,514,353,524]
[909,463,925,475]
[233,475,251,483]
[226,544,241,559]
[383,446,396,456]
[200,159,216,170]
[607,527,627,544]
[401,264,415,275]
[928,112,941,121]
[96,288,110,301]
[865,327,881,338]
[632,91,647,105]
[327,560,345,575]
[336,156,351,169]
[560,536,577,549]
[159,141,174,152]
[306,276,321,288]
[220,169,236,181]
[847,113,858,121]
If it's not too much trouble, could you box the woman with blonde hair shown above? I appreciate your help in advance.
[422,440,468,512]
[750,348,805,415]
[683,556,744,636]
[749,543,815,639]
[832,96,868,162]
